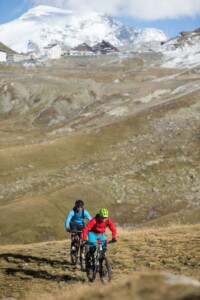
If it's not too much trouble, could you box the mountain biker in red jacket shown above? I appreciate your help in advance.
[83,208,117,252]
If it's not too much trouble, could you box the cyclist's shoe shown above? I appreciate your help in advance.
[71,246,76,253]
[89,247,96,255]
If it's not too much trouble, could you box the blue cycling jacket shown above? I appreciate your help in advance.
[65,209,92,229]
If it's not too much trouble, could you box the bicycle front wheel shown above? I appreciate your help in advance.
[70,245,79,265]
[99,256,112,284]
[86,254,97,282]
[80,244,87,271]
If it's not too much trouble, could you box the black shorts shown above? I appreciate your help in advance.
[70,223,84,233]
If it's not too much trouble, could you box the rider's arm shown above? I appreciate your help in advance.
[108,218,117,239]
[65,210,74,230]
[84,209,92,221]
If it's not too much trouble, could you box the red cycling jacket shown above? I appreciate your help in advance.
[83,216,117,240]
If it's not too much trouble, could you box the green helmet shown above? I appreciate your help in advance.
[99,208,109,218]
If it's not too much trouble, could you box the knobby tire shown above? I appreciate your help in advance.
[80,244,87,271]
[86,254,97,282]
[70,241,79,266]
[99,256,112,284]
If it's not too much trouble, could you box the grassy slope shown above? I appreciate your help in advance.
[0,224,199,299]
[1,89,200,244]
[0,59,200,244]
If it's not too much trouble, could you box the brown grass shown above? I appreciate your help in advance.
[0,224,199,299]
[0,57,200,250]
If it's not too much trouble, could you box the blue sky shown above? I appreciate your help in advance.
[119,16,200,38]
[0,0,200,38]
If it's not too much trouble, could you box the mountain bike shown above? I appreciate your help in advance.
[68,229,87,271]
[85,239,113,284]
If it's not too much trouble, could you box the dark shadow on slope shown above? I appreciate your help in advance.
[4,267,84,282]
[0,253,71,267]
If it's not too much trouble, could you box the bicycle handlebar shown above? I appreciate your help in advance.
[83,239,115,245]
[67,229,83,233]
[107,240,115,244]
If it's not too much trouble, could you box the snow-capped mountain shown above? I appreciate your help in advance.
[0,5,167,54]
[134,28,167,43]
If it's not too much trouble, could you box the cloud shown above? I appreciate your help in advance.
[29,0,200,20]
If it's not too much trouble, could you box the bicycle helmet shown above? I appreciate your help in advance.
[75,199,84,207]
[99,208,109,218]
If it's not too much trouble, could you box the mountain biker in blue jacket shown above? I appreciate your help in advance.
[65,199,92,235]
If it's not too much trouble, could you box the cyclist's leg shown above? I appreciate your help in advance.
[97,234,109,279]
[86,231,96,270]
[97,234,107,252]
[70,223,77,237]
[70,223,83,235]
[70,223,78,251]
[88,231,97,254]
[70,223,83,231]
[76,224,84,238]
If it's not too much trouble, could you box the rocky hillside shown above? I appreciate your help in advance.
[162,28,200,68]
[0,54,200,244]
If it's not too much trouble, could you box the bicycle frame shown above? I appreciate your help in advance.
[69,230,82,250]
[93,240,106,266]
[67,229,87,270]
[86,239,112,283]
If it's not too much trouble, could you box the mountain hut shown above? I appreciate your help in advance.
[92,40,120,54]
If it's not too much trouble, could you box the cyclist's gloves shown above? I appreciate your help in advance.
[112,238,117,243]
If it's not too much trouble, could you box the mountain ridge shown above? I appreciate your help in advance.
[0,5,167,54]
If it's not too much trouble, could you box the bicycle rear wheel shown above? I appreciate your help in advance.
[99,256,112,284]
